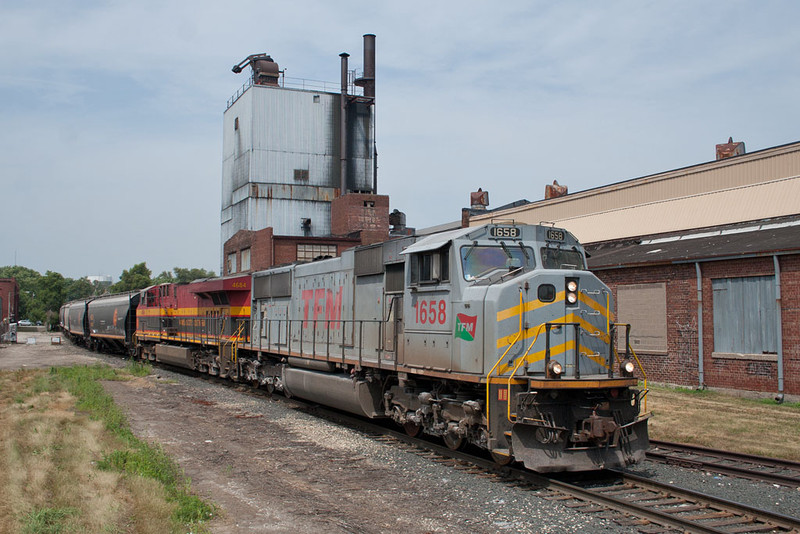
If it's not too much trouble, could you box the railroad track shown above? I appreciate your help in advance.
[295,402,800,534]
[154,365,800,533]
[648,440,800,488]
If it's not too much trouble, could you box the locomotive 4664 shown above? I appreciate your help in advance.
[61,222,650,472]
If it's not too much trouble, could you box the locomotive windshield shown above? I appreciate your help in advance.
[540,246,586,270]
[461,244,535,281]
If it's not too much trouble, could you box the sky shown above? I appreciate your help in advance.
[1,1,799,281]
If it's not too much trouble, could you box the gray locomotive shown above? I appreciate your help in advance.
[60,221,650,472]
[242,222,650,471]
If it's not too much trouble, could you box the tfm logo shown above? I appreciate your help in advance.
[302,287,343,329]
[455,313,477,342]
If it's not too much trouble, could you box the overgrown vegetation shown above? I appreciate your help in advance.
[646,384,800,460]
[0,363,214,533]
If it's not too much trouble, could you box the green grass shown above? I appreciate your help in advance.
[46,364,215,532]
[22,507,78,534]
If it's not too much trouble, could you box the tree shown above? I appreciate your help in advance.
[37,271,66,316]
[152,270,175,285]
[110,262,152,293]
[173,267,216,284]
[0,265,42,320]
[66,277,95,301]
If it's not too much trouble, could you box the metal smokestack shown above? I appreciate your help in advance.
[362,34,375,99]
[339,52,349,196]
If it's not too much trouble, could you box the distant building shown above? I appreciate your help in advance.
[221,35,390,275]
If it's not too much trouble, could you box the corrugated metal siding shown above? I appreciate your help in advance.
[471,143,800,241]
[221,83,375,244]
[514,175,800,244]
[712,276,777,354]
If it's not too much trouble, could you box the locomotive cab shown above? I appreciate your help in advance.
[402,223,650,471]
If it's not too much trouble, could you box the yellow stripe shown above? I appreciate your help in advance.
[497,291,614,325]
[579,292,614,321]
[496,293,560,322]
[137,306,251,317]
[496,340,609,376]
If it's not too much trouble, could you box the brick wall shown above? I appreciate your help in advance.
[223,228,360,275]
[595,254,800,396]
[0,278,19,323]
[331,193,390,245]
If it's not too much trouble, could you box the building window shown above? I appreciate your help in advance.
[234,117,239,130]
[227,253,237,274]
[297,244,337,262]
[712,276,777,355]
[616,283,667,353]
[294,169,309,181]
[241,248,251,271]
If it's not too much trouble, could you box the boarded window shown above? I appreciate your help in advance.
[241,248,251,271]
[617,283,667,353]
[712,276,777,355]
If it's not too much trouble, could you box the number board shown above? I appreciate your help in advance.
[490,226,521,239]
[546,229,565,241]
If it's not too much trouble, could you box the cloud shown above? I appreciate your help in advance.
[1,0,798,278]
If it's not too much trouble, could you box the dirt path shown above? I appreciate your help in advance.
[0,335,629,533]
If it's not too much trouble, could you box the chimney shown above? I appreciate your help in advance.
[470,188,489,210]
[716,137,746,160]
[544,180,568,199]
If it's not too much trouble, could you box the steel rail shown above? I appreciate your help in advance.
[283,401,800,533]
[137,362,800,533]
[649,439,800,488]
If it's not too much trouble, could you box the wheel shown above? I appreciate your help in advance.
[490,450,514,466]
[442,431,464,450]
[403,422,421,437]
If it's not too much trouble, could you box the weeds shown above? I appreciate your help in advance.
[22,507,78,534]
[27,364,215,532]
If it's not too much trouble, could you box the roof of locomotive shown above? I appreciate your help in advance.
[401,225,485,255]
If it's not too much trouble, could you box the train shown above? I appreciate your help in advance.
[60,221,650,472]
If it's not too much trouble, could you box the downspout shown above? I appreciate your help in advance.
[774,255,785,399]
[695,263,705,389]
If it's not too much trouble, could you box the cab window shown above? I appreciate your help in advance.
[540,247,586,270]
[410,247,449,285]
[461,245,534,281]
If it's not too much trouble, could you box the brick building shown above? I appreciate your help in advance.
[0,278,19,324]
[588,216,800,396]
[468,139,800,398]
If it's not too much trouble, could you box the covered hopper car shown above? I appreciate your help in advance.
[61,222,650,472]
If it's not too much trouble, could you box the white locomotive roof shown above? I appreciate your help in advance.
[401,225,487,255]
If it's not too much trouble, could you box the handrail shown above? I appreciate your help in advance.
[485,290,525,438]
[505,323,546,422]
[627,342,648,413]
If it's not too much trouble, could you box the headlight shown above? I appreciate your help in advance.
[548,360,563,378]
[622,360,635,375]
[567,280,578,292]
[566,292,578,304]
